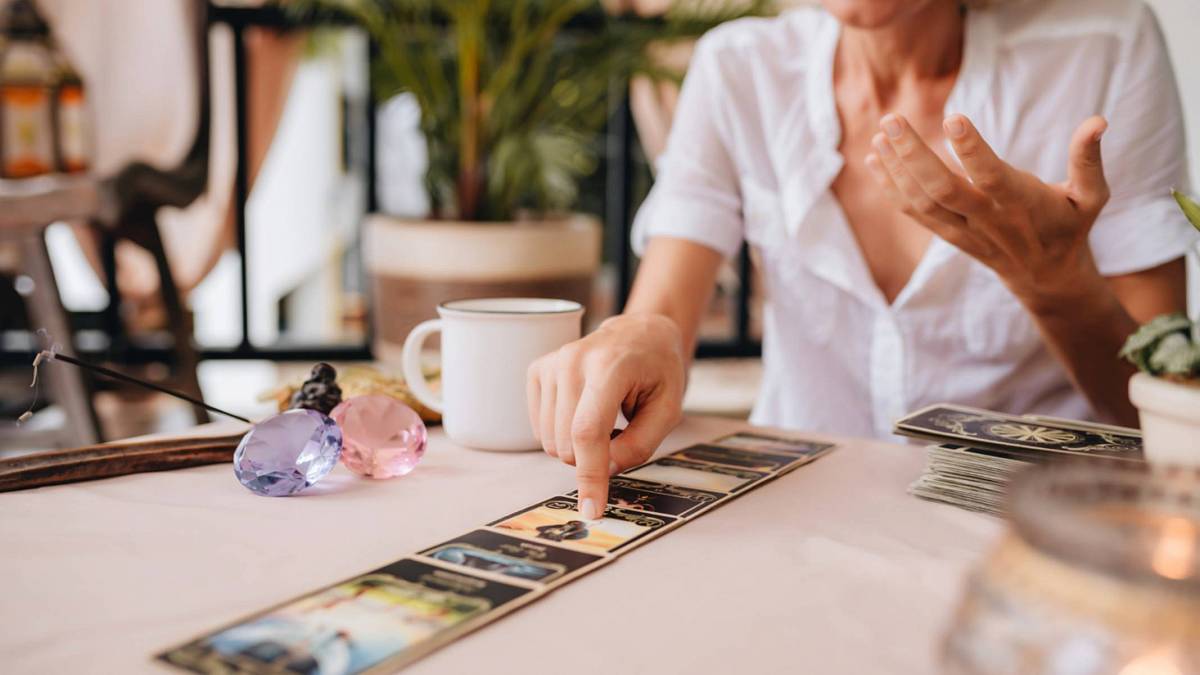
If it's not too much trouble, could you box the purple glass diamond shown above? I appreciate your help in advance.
[233,409,342,497]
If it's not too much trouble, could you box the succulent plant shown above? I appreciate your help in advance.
[1121,312,1200,378]
[1119,191,1200,381]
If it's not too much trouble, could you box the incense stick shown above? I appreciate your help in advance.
[33,351,253,424]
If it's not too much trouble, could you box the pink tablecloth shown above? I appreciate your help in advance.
[0,416,1002,673]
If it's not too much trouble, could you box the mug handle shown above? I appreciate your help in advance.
[401,319,444,414]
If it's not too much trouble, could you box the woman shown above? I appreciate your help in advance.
[528,0,1196,518]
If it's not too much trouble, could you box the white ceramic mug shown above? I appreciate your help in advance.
[401,298,584,451]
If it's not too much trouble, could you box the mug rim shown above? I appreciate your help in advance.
[438,297,584,316]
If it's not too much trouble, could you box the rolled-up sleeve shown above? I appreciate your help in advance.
[631,32,744,259]
[1089,3,1198,276]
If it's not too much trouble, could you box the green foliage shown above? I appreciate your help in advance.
[1147,333,1200,375]
[1174,189,1200,233]
[290,0,770,221]
[1120,312,1200,378]
[1120,191,1200,379]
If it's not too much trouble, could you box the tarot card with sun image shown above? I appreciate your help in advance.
[621,457,770,493]
[567,476,726,518]
[670,444,811,473]
[894,404,1143,460]
[159,559,530,674]
[712,431,836,458]
[488,497,677,554]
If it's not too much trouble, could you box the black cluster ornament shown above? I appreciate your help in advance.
[289,363,344,415]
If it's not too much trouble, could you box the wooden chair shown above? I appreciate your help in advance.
[0,0,214,449]
[0,176,104,449]
[91,0,211,425]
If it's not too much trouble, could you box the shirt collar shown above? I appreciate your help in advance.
[784,7,1000,310]
[898,8,999,308]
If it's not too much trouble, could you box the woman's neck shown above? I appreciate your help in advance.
[836,3,965,108]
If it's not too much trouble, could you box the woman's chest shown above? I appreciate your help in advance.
[741,167,1043,369]
[830,113,955,304]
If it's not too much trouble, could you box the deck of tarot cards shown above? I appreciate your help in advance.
[894,404,1144,516]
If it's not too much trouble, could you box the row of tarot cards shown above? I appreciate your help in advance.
[895,403,1143,516]
[159,431,836,675]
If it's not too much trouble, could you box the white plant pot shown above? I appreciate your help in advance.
[1128,372,1200,466]
[363,214,602,364]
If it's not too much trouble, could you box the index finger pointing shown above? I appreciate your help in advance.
[570,378,625,520]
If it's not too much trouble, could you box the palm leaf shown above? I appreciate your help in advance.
[289,0,771,220]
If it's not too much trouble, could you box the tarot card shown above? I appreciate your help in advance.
[488,497,677,554]
[159,558,531,675]
[930,442,1058,467]
[566,476,726,518]
[670,444,806,472]
[1019,414,1140,436]
[712,431,836,457]
[621,457,769,493]
[894,404,1144,461]
[419,529,603,584]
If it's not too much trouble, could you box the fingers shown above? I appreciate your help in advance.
[878,114,989,215]
[864,152,905,205]
[867,143,989,257]
[1066,115,1110,215]
[871,132,964,227]
[943,114,1019,201]
[608,387,681,472]
[523,314,686,521]
[538,366,557,457]
[526,360,541,444]
[554,358,584,466]
[571,376,628,520]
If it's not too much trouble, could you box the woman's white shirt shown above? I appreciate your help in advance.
[632,0,1197,439]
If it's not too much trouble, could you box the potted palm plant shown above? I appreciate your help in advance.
[1120,190,1200,466]
[292,0,766,361]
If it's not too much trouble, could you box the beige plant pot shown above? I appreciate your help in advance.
[1128,372,1200,466]
[363,213,602,364]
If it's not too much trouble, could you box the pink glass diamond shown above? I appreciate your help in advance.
[329,395,427,478]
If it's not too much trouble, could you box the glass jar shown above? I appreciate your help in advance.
[53,50,88,174]
[944,462,1200,674]
[0,0,57,179]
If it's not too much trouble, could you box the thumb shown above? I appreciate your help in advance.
[608,390,682,472]
[1067,115,1110,214]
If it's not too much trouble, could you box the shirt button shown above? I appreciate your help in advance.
[870,314,905,435]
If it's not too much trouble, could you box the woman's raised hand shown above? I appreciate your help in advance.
[864,113,1111,305]
[527,313,687,520]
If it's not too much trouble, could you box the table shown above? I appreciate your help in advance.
[0,416,1004,674]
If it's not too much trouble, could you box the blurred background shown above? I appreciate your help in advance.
[0,0,1196,449]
